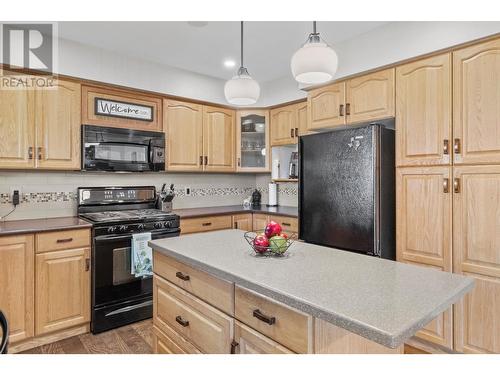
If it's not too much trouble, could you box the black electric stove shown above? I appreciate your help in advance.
[77,186,180,333]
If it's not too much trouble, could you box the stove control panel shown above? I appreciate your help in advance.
[93,217,180,237]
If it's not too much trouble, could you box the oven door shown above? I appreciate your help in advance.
[82,125,165,172]
[92,229,178,308]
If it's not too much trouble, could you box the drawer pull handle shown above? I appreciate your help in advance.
[56,238,73,243]
[85,258,90,272]
[175,271,190,281]
[175,315,189,327]
[282,222,291,227]
[230,340,239,354]
[202,222,212,226]
[252,309,276,325]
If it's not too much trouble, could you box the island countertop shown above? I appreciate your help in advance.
[149,229,474,349]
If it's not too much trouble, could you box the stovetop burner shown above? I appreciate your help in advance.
[80,209,174,223]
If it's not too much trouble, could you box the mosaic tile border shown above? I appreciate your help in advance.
[0,186,297,204]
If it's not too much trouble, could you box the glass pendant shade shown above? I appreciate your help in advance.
[224,67,260,105]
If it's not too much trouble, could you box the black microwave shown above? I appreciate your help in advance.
[82,125,165,172]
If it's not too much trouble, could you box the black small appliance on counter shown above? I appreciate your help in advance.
[251,189,261,207]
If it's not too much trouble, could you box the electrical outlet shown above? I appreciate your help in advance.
[184,187,191,196]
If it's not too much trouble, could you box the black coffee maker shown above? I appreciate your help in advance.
[251,189,261,208]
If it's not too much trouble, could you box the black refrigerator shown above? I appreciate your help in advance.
[299,120,395,260]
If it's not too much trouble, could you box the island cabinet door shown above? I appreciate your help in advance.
[395,54,452,167]
[35,247,91,335]
[453,38,500,165]
[164,99,203,172]
[453,165,500,354]
[307,82,346,131]
[35,79,81,170]
[345,68,395,125]
[0,235,34,343]
[0,70,36,169]
[202,106,236,172]
[233,321,294,354]
[396,166,453,348]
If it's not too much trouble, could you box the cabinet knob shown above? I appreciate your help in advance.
[454,138,461,154]
[443,178,449,193]
[453,178,460,193]
[443,139,449,155]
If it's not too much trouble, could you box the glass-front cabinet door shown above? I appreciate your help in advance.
[236,110,270,172]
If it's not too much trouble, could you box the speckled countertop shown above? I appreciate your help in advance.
[149,229,474,348]
[0,216,92,236]
[173,205,298,219]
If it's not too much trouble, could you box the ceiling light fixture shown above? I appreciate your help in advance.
[223,59,236,68]
[224,21,260,106]
[291,21,338,85]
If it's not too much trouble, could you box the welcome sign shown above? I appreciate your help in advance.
[95,97,154,122]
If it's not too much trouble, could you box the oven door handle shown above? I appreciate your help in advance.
[95,234,133,242]
[104,300,153,317]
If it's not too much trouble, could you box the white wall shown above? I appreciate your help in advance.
[260,21,500,106]
[56,38,229,104]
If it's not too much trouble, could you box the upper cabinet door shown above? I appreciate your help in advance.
[453,39,500,165]
[307,82,345,131]
[0,70,36,169]
[453,165,500,353]
[35,80,81,170]
[203,106,235,172]
[396,54,452,167]
[236,110,270,172]
[82,85,163,132]
[164,100,203,172]
[270,104,297,146]
[346,68,395,125]
[296,101,310,136]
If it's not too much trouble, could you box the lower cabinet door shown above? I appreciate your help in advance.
[153,325,201,354]
[233,321,293,354]
[252,214,269,232]
[35,247,90,335]
[153,275,233,354]
[232,214,253,231]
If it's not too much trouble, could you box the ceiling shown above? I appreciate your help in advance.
[58,21,388,83]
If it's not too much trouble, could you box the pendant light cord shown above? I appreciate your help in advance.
[240,21,244,68]
[313,21,317,35]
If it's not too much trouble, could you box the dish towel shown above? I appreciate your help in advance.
[131,232,153,278]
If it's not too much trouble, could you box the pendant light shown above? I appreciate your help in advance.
[291,21,338,85]
[224,21,260,105]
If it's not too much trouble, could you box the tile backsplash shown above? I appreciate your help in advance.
[0,171,298,221]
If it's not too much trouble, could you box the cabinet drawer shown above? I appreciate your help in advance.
[234,321,294,354]
[268,215,298,234]
[153,252,234,315]
[234,286,312,353]
[153,324,201,354]
[180,215,233,235]
[153,276,233,354]
[36,229,90,253]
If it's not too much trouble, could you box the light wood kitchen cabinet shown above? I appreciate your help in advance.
[35,246,91,335]
[0,235,34,343]
[252,214,269,232]
[153,275,233,354]
[180,215,233,235]
[236,110,270,172]
[453,39,500,165]
[396,167,453,348]
[396,54,452,167]
[164,100,203,172]
[153,324,201,354]
[202,106,236,172]
[232,213,253,231]
[345,68,395,124]
[296,101,310,136]
[270,104,297,146]
[268,215,298,237]
[307,82,346,131]
[0,70,35,169]
[233,321,293,354]
[452,165,500,353]
[82,85,163,132]
[0,73,80,170]
[35,80,81,169]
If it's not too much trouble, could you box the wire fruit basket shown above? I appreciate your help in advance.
[244,231,297,256]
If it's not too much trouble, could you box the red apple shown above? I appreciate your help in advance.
[264,220,282,238]
[253,234,270,253]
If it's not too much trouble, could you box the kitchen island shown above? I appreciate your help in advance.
[149,229,474,354]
